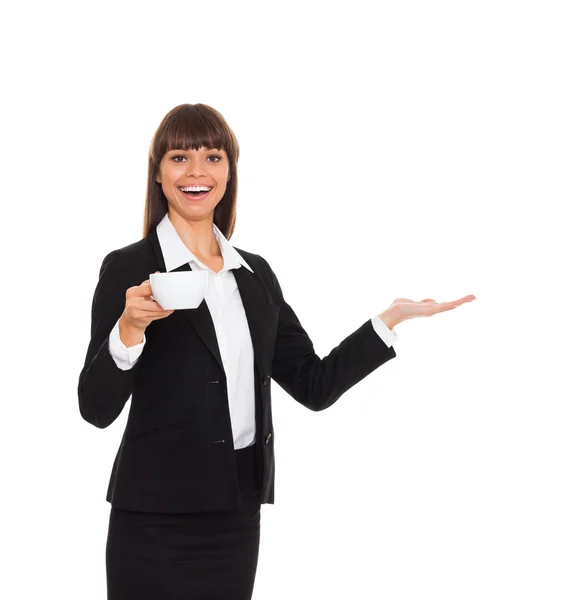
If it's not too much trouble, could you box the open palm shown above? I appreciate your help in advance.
[389,294,476,323]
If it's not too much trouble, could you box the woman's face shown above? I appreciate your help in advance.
[156,146,231,221]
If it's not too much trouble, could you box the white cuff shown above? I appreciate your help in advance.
[108,319,146,370]
[370,314,398,348]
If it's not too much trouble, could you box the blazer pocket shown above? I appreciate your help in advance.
[125,418,194,441]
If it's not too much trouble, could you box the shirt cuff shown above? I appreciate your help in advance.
[370,314,398,348]
[108,318,146,369]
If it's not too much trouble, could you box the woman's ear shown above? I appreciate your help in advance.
[156,175,161,184]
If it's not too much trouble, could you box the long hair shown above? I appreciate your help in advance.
[143,104,240,239]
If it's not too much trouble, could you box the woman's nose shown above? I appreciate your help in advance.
[186,162,206,177]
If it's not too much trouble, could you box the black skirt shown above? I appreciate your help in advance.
[106,442,261,600]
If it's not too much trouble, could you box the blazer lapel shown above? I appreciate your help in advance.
[148,227,277,379]
[233,264,277,378]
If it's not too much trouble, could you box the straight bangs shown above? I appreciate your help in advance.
[150,104,239,165]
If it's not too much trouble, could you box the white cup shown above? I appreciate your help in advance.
[149,271,208,310]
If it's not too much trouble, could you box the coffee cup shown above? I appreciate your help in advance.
[149,271,208,310]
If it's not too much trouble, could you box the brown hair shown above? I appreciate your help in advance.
[142,103,240,239]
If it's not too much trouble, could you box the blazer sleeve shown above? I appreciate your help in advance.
[78,251,140,428]
[262,257,397,412]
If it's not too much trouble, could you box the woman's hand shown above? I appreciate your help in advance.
[380,294,476,329]
[119,271,175,334]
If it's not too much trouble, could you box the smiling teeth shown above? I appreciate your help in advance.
[179,186,212,192]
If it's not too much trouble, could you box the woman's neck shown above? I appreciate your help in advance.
[168,211,221,258]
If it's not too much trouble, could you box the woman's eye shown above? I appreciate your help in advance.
[171,155,222,163]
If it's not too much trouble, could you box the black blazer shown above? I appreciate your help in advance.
[78,227,397,513]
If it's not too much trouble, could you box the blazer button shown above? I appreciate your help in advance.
[262,375,270,386]
[265,433,272,444]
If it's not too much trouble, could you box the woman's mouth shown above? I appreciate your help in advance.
[178,185,213,201]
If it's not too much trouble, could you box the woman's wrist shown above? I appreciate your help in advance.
[378,308,400,330]
[118,315,145,347]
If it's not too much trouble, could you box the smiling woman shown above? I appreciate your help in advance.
[80,102,415,600]
[89,104,270,600]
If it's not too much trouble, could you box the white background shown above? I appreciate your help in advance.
[2,1,569,598]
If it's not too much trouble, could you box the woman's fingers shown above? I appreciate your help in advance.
[136,298,171,312]
[127,281,152,299]
[425,296,474,312]
[440,295,476,309]
[153,310,175,320]
[436,296,476,315]
[392,294,476,321]
[393,298,436,303]
[121,273,174,331]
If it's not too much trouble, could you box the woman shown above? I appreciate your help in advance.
[78,103,476,599]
